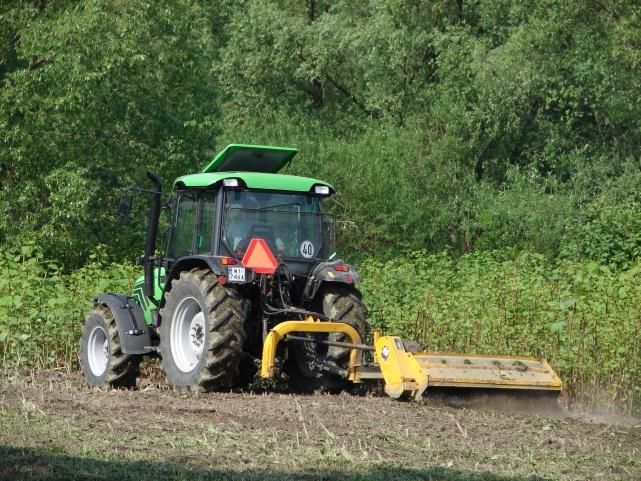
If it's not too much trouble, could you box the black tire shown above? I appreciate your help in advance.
[79,305,139,389]
[158,268,249,392]
[286,284,370,393]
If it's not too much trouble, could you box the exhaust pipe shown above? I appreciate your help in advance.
[144,172,162,302]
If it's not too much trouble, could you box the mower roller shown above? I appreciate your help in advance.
[79,144,562,401]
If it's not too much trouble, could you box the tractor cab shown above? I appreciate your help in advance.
[129,145,357,331]
[169,168,337,278]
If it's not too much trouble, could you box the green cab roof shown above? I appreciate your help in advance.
[174,143,334,193]
[174,171,334,193]
[202,144,298,173]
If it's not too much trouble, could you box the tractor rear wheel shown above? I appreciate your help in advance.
[286,284,369,393]
[80,305,140,389]
[159,268,249,392]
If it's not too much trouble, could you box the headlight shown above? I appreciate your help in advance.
[223,178,240,188]
[314,185,330,195]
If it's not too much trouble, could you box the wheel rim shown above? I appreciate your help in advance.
[170,296,206,373]
[87,325,109,376]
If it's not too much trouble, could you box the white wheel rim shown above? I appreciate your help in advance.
[88,325,109,376]
[170,296,206,372]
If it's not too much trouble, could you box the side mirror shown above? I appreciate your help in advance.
[118,193,133,220]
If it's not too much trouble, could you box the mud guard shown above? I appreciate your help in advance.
[93,293,153,355]
[303,260,362,300]
[165,255,256,285]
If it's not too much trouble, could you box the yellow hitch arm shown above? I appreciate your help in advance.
[260,316,363,379]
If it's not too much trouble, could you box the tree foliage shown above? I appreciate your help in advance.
[1,0,222,265]
[1,0,640,267]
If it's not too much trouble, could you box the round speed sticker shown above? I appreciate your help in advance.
[299,240,314,258]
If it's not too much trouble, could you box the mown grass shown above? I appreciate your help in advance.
[3,373,639,481]
[0,446,556,481]
[0,384,551,481]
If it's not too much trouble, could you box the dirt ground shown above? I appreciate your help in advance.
[0,370,639,481]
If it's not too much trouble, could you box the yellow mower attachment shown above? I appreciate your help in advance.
[372,335,562,400]
[260,317,562,400]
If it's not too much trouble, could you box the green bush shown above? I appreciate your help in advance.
[562,166,641,269]
[359,250,641,414]
[0,244,136,369]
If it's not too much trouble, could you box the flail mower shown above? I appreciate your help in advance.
[80,144,562,400]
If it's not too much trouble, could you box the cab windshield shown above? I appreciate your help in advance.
[223,190,334,260]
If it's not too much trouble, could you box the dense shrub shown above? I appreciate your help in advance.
[0,245,135,369]
[3,1,641,267]
[359,250,641,414]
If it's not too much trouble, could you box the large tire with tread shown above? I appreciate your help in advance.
[80,305,139,389]
[286,284,369,393]
[159,268,249,392]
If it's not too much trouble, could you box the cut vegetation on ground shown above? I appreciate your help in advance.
[1,371,639,481]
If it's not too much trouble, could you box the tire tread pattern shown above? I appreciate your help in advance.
[286,284,370,393]
[80,305,139,388]
[159,268,249,392]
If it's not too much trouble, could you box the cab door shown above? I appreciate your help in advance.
[166,191,199,263]
[166,189,220,266]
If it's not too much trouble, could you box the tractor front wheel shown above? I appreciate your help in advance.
[79,305,140,389]
[159,268,249,392]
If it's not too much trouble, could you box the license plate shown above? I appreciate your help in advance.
[227,266,246,283]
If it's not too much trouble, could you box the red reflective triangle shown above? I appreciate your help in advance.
[241,238,279,274]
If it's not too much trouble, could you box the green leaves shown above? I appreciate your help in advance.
[360,249,641,415]
[0,0,222,267]
[0,243,136,370]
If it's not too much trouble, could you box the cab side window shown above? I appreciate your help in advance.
[196,191,217,254]
[168,192,198,259]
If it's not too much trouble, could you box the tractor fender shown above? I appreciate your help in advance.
[303,260,362,301]
[93,293,153,355]
[164,256,228,286]
[312,259,362,284]
[164,255,257,288]
[157,256,255,326]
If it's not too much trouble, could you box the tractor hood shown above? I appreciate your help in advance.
[202,144,298,174]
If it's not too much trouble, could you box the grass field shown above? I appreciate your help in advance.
[1,370,639,481]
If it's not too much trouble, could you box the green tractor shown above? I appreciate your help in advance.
[80,144,369,392]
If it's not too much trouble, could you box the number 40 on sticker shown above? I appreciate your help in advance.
[299,240,314,258]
